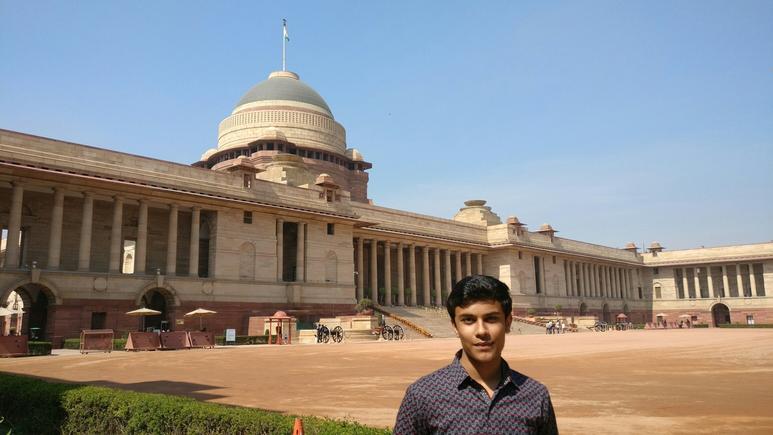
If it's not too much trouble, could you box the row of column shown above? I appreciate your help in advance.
[2,182,201,276]
[564,260,635,300]
[354,238,484,306]
[678,264,763,299]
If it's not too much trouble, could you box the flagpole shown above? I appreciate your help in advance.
[282,19,287,71]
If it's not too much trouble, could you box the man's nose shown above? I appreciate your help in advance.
[474,320,490,337]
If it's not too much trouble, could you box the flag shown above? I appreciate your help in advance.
[283,19,289,42]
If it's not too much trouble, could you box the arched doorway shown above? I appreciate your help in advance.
[579,302,587,316]
[711,303,730,327]
[602,303,610,323]
[2,284,53,340]
[141,289,170,331]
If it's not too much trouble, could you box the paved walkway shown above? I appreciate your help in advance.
[2,329,772,434]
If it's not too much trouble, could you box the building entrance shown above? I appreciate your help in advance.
[712,303,731,327]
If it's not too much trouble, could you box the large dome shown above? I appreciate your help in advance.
[234,71,332,117]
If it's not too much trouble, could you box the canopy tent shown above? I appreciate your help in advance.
[126,307,162,331]
[184,308,217,331]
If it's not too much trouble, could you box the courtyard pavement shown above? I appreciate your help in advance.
[2,329,772,434]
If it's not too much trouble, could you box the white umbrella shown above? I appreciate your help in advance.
[126,307,162,316]
[126,307,162,331]
[184,308,217,330]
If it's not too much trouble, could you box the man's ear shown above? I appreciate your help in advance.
[505,313,513,333]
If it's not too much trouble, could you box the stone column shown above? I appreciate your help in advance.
[108,196,124,273]
[188,207,200,277]
[47,188,65,269]
[422,246,431,306]
[356,238,364,300]
[617,268,623,298]
[409,244,417,306]
[276,218,284,281]
[706,266,714,298]
[444,249,453,298]
[383,241,392,306]
[605,266,612,298]
[455,251,463,284]
[434,248,442,306]
[4,182,24,269]
[736,265,744,297]
[77,192,94,271]
[596,265,602,298]
[750,264,760,297]
[135,200,148,274]
[721,265,729,297]
[370,240,378,303]
[570,262,576,296]
[682,269,690,299]
[564,261,570,296]
[465,252,472,276]
[165,204,178,275]
[296,222,305,282]
[694,268,702,298]
[581,263,588,297]
[397,242,405,306]
[476,253,484,275]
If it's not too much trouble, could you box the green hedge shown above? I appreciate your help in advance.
[27,341,52,356]
[718,323,773,328]
[63,338,128,350]
[0,373,390,434]
[215,335,268,346]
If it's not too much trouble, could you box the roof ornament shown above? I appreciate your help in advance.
[282,18,290,72]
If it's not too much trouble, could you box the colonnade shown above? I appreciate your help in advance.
[1,182,203,276]
[564,260,637,300]
[354,237,484,306]
[675,264,765,299]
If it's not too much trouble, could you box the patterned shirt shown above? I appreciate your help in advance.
[394,350,558,434]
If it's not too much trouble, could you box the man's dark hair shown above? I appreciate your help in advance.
[446,275,512,321]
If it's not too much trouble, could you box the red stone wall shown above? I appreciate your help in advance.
[43,299,355,340]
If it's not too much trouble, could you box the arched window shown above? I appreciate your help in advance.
[239,242,256,280]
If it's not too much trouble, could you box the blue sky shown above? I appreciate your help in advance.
[1,1,771,250]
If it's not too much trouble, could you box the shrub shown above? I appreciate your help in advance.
[27,341,52,356]
[355,298,374,313]
[718,323,773,328]
[215,335,268,346]
[0,373,389,435]
[63,338,129,351]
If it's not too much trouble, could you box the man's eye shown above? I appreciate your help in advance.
[461,318,475,324]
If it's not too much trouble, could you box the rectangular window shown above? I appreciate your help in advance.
[267,143,274,151]
[91,312,107,330]
[638,287,643,299]
[653,267,659,275]
[121,239,136,274]
[243,211,252,224]
[243,174,252,188]
[518,251,522,260]
[552,256,556,264]
[327,223,335,235]
[746,315,755,325]
[533,256,542,294]
[654,285,661,299]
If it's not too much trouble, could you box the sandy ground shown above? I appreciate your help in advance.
[2,329,773,434]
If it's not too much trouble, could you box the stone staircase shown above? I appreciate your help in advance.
[375,306,457,338]
[376,307,553,337]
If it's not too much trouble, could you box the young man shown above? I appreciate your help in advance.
[394,275,558,434]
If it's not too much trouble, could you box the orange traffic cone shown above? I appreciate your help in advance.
[292,417,304,435]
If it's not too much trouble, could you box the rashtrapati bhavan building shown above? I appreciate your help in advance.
[1,68,771,340]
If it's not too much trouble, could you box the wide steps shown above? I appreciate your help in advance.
[377,306,457,338]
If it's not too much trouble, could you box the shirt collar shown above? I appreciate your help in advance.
[451,349,513,389]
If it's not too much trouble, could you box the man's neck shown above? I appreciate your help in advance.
[460,351,502,394]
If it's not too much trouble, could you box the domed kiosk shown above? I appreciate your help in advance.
[196,70,372,202]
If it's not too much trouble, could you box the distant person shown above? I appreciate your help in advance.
[394,275,558,434]
[561,321,566,334]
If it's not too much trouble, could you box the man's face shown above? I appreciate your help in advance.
[452,299,512,365]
